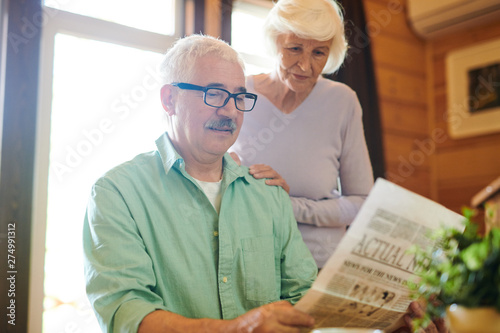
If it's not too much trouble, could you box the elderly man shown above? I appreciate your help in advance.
[83,35,317,332]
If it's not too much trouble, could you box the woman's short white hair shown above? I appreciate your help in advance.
[264,0,347,74]
[158,34,246,85]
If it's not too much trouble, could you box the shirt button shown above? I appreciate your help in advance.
[222,277,228,283]
[213,231,219,237]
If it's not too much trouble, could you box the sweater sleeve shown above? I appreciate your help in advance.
[290,94,374,227]
[277,188,317,303]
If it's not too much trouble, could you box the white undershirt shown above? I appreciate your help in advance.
[193,178,223,213]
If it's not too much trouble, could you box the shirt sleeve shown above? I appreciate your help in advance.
[290,94,374,228]
[277,188,318,303]
[83,180,168,332]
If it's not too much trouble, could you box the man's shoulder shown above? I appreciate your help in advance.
[234,166,290,203]
[95,150,161,186]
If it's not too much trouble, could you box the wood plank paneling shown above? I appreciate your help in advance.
[428,19,500,212]
[432,55,447,89]
[362,0,416,41]
[433,121,500,152]
[383,133,433,168]
[437,174,500,214]
[385,161,431,197]
[365,0,500,210]
[379,100,428,135]
[436,140,500,180]
[365,0,429,196]
[370,35,425,74]
[431,21,500,57]
[375,67,426,106]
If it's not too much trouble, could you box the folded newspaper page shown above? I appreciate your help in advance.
[295,178,465,332]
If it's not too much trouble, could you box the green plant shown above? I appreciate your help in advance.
[408,208,500,330]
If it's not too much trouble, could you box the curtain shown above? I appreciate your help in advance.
[187,0,232,43]
[221,0,233,43]
[326,0,386,180]
[190,0,206,35]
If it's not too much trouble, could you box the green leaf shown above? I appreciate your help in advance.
[460,242,490,270]
[410,206,500,330]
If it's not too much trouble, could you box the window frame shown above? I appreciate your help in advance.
[29,3,183,331]
[0,0,5,166]
[231,0,274,74]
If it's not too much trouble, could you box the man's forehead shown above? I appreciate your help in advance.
[193,55,246,89]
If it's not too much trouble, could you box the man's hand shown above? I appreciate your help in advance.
[392,301,448,333]
[231,300,315,333]
[249,164,290,194]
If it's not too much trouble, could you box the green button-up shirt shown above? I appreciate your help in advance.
[83,133,317,333]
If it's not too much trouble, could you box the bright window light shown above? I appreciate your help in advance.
[43,33,166,332]
[231,0,274,75]
[43,0,176,35]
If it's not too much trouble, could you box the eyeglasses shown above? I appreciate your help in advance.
[171,82,257,112]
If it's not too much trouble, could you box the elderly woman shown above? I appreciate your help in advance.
[231,0,373,269]
[231,1,449,332]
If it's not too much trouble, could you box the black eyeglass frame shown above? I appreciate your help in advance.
[171,82,257,112]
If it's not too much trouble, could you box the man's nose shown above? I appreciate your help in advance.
[216,96,240,117]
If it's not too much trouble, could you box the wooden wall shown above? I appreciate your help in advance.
[364,0,500,216]
[362,0,431,198]
[428,22,500,214]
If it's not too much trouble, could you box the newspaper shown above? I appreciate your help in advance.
[295,178,465,332]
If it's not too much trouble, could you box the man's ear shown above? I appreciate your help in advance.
[160,84,176,116]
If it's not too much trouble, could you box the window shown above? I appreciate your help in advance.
[231,0,273,75]
[31,2,182,331]
[43,0,176,35]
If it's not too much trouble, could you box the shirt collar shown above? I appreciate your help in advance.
[155,132,251,184]
[155,132,183,173]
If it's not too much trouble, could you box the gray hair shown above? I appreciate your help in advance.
[158,34,246,84]
[264,0,347,74]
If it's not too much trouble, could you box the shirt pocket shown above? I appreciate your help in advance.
[242,236,277,302]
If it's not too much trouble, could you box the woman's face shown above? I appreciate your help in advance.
[275,33,332,94]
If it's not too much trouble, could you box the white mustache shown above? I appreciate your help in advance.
[205,118,237,133]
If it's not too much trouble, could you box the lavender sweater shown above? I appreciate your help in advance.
[231,76,374,267]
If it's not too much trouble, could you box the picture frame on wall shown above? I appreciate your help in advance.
[446,38,500,139]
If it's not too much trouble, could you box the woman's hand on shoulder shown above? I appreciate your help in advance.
[229,153,291,194]
[249,164,290,194]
